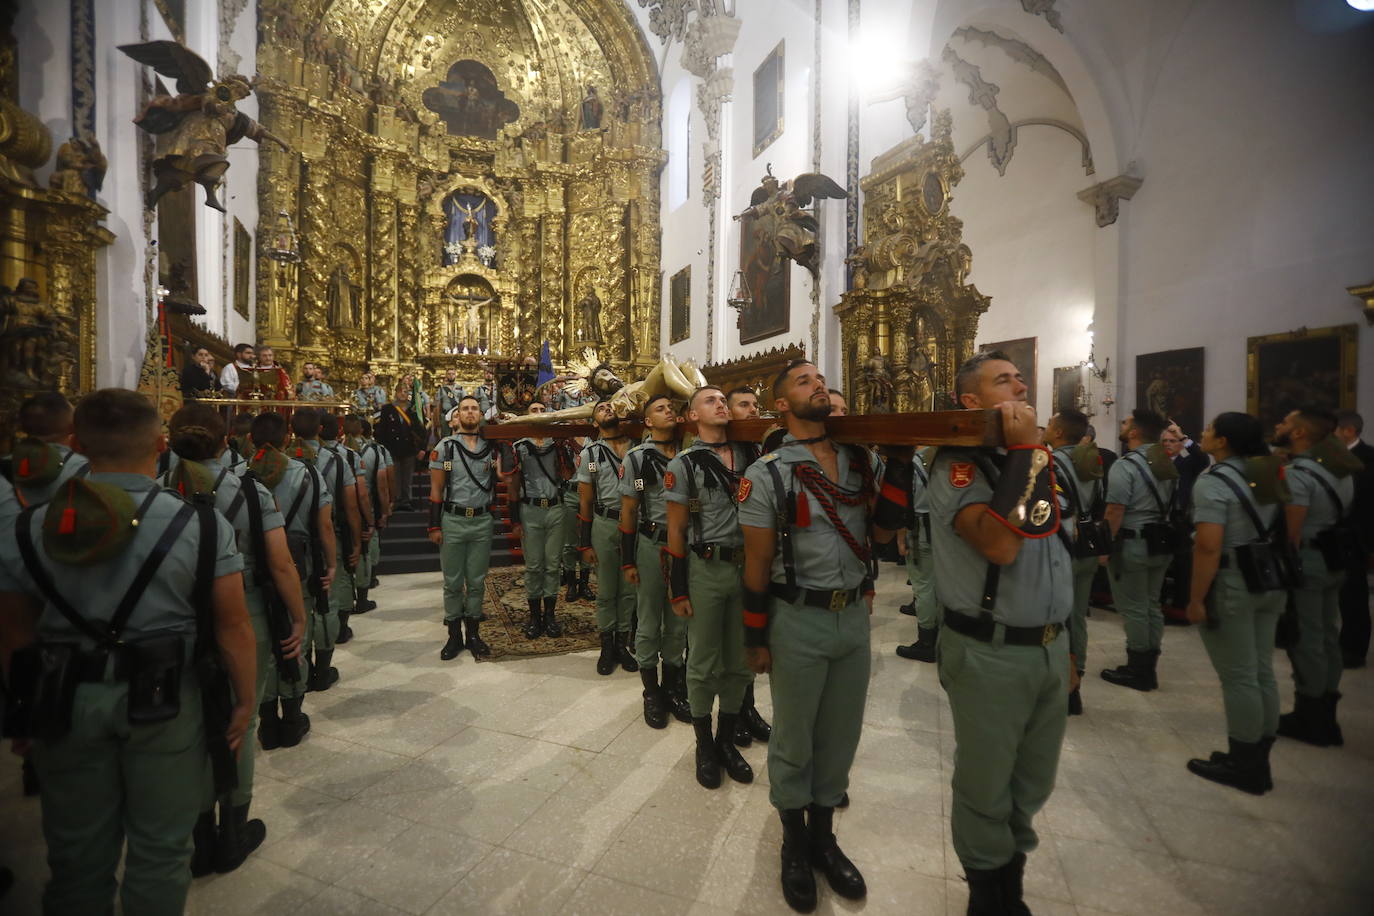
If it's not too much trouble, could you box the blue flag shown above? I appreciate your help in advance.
[536,340,556,390]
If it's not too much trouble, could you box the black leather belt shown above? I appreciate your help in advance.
[1119,529,1139,540]
[944,609,1063,646]
[443,502,488,517]
[770,583,867,611]
[521,497,556,508]
[639,520,667,543]
[593,505,621,520]
[693,543,742,564]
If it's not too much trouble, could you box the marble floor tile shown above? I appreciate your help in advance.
[433,847,587,915]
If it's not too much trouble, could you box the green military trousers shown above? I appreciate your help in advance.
[357,528,378,585]
[685,558,750,716]
[767,595,870,811]
[522,502,565,600]
[1110,539,1170,652]
[236,590,273,807]
[327,538,357,620]
[266,576,312,702]
[560,492,590,576]
[939,625,1068,871]
[592,515,635,633]
[1289,548,1345,698]
[33,676,205,916]
[1198,568,1283,742]
[441,510,494,620]
[906,526,938,629]
[1068,556,1098,675]
[631,534,684,669]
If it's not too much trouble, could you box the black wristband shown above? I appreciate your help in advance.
[620,526,637,570]
[510,499,522,526]
[743,588,770,648]
[577,515,592,550]
[428,500,443,530]
[987,446,1059,537]
[665,549,689,601]
[874,457,915,532]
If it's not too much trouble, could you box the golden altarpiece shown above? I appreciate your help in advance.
[254,0,666,389]
[835,111,990,414]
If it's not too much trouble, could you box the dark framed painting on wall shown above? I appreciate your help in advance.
[1247,324,1358,431]
[980,337,1037,409]
[752,41,784,158]
[1052,366,1084,415]
[738,210,790,344]
[1135,347,1204,437]
[669,266,690,344]
[233,218,251,321]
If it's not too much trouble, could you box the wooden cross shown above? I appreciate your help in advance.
[481,408,1004,448]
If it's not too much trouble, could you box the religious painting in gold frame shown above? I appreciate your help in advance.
[1247,324,1358,431]
[752,41,784,158]
[669,266,690,344]
[233,218,251,321]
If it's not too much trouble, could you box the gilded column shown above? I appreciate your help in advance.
[515,214,539,358]
[888,302,912,412]
[396,201,420,361]
[255,92,304,350]
[369,155,399,364]
[541,206,566,356]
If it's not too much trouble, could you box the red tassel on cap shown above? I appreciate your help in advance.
[254,448,266,461]
[58,507,77,535]
[794,491,811,527]
[18,458,29,476]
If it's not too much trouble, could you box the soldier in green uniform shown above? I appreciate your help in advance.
[738,360,900,912]
[320,414,373,645]
[1046,409,1108,714]
[665,387,756,785]
[297,364,336,401]
[560,443,595,601]
[352,371,389,418]
[619,394,689,728]
[436,367,466,421]
[249,412,334,749]
[345,414,391,611]
[895,448,938,662]
[290,408,360,690]
[428,395,499,660]
[1273,408,1362,746]
[927,351,1073,915]
[510,401,569,639]
[1101,408,1178,691]
[4,392,90,513]
[725,387,771,746]
[0,388,258,915]
[163,405,307,874]
[473,367,497,419]
[1183,412,1289,793]
[578,400,638,675]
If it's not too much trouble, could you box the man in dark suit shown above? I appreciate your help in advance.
[1160,421,1211,623]
[1335,410,1373,668]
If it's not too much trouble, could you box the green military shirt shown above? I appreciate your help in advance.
[1052,445,1100,521]
[8,443,90,509]
[0,472,242,646]
[737,436,880,590]
[1287,454,1354,540]
[472,384,495,416]
[1191,457,1279,549]
[352,385,388,416]
[298,379,336,401]
[429,434,497,507]
[514,438,563,502]
[927,448,1073,627]
[1106,444,1177,530]
[0,475,17,543]
[619,440,677,527]
[436,383,465,419]
[664,441,753,548]
[159,459,282,583]
[311,439,354,505]
[577,439,629,511]
[912,448,932,517]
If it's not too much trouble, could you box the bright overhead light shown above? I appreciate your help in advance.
[1348,0,1374,10]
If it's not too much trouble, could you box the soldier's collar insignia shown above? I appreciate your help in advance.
[950,462,975,488]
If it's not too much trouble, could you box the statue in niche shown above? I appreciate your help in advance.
[327,264,362,329]
[445,287,493,353]
[862,355,894,414]
[576,287,603,343]
[0,279,72,390]
[119,41,289,211]
[908,346,935,411]
[580,85,603,130]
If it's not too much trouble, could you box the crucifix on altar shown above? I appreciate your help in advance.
[444,287,494,354]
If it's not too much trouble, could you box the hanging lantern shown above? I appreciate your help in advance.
[727,269,752,312]
[266,210,300,263]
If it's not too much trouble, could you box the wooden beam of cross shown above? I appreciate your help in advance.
[480,409,1005,448]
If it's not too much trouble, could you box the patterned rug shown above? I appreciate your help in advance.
[476,567,601,661]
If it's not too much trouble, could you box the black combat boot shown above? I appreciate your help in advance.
[999,851,1032,916]
[523,599,544,640]
[213,800,267,874]
[615,631,639,672]
[896,625,939,662]
[577,568,596,601]
[278,696,311,748]
[440,619,466,661]
[734,715,753,748]
[1145,648,1161,689]
[336,610,353,645]
[1258,735,1275,792]
[837,792,849,808]
[354,589,377,614]
[564,569,578,602]
[1186,738,1268,794]
[1100,649,1156,691]
[543,595,563,637]
[663,663,692,723]
[369,575,380,589]
[465,618,491,657]
[898,601,917,616]
[806,803,865,899]
[596,631,617,676]
[21,757,39,796]
[715,712,754,784]
[1068,686,1084,716]
[1324,691,1345,746]
[1277,693,1334,746]
[308,650,339,691]
[257,699,282,751]
[778,809,817,913]
[743,681,772,742]
[190,810,217,877]
[964,865,1006,915]
[693,715,721,789]
[641,668,668,729]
